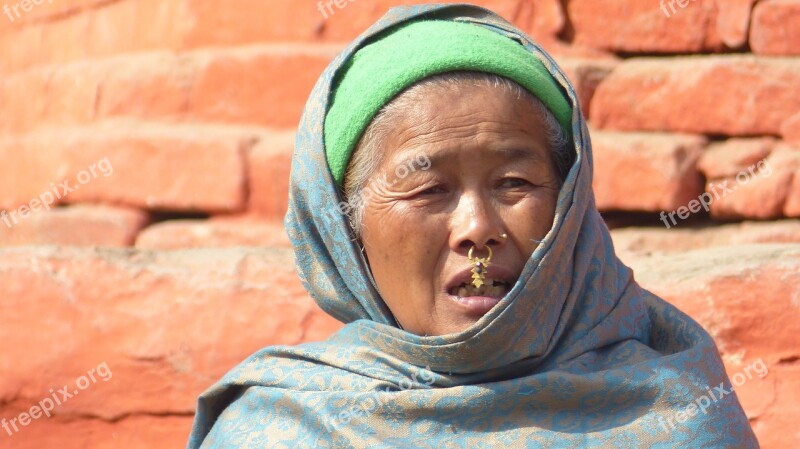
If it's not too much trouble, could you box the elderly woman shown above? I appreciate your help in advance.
[188,4,757,448]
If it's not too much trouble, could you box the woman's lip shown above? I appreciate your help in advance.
[445,265,516,292]
[447,294,502,315]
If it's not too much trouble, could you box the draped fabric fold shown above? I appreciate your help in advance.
[187,4,757,448]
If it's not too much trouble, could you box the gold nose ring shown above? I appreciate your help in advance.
[467,245,492,288]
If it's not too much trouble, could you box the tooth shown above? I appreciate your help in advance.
[457,287,467,297]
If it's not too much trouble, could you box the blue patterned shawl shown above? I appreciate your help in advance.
[187,4,757,448]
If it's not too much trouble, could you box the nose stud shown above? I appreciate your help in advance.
[500,233,508,239]
[467,245,492,288]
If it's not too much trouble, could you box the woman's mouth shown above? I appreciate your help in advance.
[447,278,512,315]
[449,278,511,297]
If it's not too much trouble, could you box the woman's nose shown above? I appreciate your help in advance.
[449,193,504,253]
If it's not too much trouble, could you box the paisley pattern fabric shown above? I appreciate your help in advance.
[187,4,758,448]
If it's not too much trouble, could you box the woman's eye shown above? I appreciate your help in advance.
[500,178,529,188]
[419,185,446,195]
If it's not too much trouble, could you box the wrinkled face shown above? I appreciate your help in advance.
[359,83,561,336]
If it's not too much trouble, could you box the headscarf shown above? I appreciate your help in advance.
[187,4,758,448]
[323,19,572,186]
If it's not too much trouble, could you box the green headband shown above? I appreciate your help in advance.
[324,20,573,187]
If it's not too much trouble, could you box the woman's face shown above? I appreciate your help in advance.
[359,83,562,336]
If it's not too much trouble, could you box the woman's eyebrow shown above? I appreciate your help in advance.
[489,147,548,163]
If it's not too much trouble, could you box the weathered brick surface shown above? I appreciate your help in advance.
[568,0,757,53]
[782,112,800,143]
[611,219,800,258]
[245,131,295,219]
[0,204,148,247]
[697,138,776,179]
[0,47,339,135]
[0,247,343,430]
[135,218,291,249]
[191,46,338,129]
[704,144,800,219]
[590,56,800,136]
[628,245,800,449]
[6,416,194,449]
[591,130,706,212]
[557,57,619,118]
[0,0,185,73]
[750,0,800,55]
[786,173,800,216]
[0,122,251,212]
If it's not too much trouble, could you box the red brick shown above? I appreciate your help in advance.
[697,138,776,179]
[135,218,290,249]
[628,245,800,449]
[36,11,92,70]
[0,247,342,422]
[0,204,148,247]
[750,0,800,55]
[0,69,52,134]
[781,112,800,143]
[190,45,338,129]
[43,62,105,130]
[708,145,800,219]
[180,0,326,45]
[1,53,198,135]
[0,20,47,72]
[557,57,619,118]
[591,129,706,212]
[591,56,800,136]
[246,131,294,218]
[715,0,758,48]
[568,0,725,53]
[0,122,249,212]
[0,0,185,73]
[1,47,340,134]
[4,415,193,449]
[84,0,184,59]
[569,0,754,51]
[785,173,800,216]
[508,0,565,40]
[611,219,800,259]
[96,54,198,123]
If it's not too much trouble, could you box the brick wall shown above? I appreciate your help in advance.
[0,1,798,447]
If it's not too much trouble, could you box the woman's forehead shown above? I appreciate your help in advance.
[378,86,552,164]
